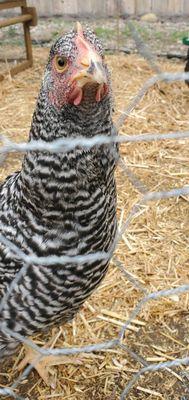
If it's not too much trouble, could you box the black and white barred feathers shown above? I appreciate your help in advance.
[0,23,119,357]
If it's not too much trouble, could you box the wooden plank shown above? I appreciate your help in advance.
[0,60,31,81]
[183,0,189,14]
[51,0,67,16]
[3,0,187,17]
[0,2,36,79]
[135,0,152,14]
[37,0,55,17]
[8,60,31,75]
[121,0,135,15]
[151,0,168,14]
[106,0,117,16]
[0,14,33,29]
[77,0,92,16]
[22,21,33,66]
[92,0,106,17]
[62,0,78,16]
[150,0,185,15]
[21,7,35,66]
[0,1,26,11]
[22,7,38,26]
[171,0,184,14]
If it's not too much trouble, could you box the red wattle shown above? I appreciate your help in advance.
[96,85,102,102]
[73,89,83,105]
[95,84,108,102]
[68,86,83,106]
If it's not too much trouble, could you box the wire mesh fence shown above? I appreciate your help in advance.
[0,21,189,400]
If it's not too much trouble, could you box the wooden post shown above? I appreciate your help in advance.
[22,7,37,68]
[0,1,37,81]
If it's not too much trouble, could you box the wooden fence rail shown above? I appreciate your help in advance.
[1,0,189,17]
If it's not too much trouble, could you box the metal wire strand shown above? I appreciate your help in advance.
[0,23,189,400]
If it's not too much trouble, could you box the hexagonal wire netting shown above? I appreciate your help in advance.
[0,21,189,400]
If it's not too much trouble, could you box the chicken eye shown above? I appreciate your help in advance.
[55,55,68,72]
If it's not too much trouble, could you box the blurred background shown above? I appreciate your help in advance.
[1,0,189,58]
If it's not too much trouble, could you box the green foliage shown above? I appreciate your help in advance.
[123,25,130,37]
[154,31,164,40]
[171,30,189,42]
[7,26,17,37]
[123,22,150,40]
[95,26,116,40]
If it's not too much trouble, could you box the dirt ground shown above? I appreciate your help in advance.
[0,17,189,400]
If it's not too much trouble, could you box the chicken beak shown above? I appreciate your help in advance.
[72,25,107,87]
[69,22,108,105]
[73,58,107,87]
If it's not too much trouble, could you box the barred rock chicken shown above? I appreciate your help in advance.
[0,23,118,383]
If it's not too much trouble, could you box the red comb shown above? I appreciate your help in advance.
[76,21,84,37]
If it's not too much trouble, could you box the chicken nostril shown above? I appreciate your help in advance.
[81,58,89,67]
[87,60,95,74]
